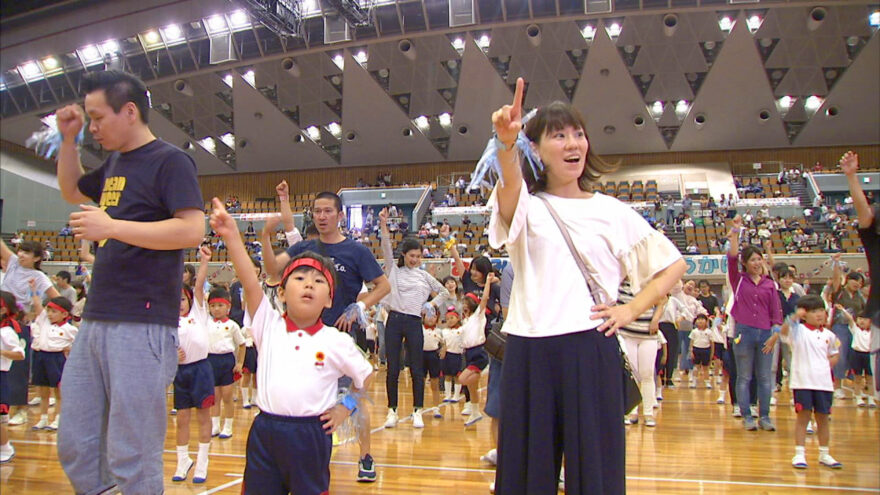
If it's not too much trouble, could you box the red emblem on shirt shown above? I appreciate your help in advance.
[315,351,325,368]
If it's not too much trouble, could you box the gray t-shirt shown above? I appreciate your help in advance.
[58,286,77,306]
[0,254,54,309]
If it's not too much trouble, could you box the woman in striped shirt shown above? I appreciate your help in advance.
[378,208,449,430]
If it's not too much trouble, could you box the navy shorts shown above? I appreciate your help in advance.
[794,389,833,415]
[443,352,463,377]
[654,349,665,376]
[243,346,258,374]
[692,347,711,366]
[464,345,488,372]
[208,352,236,387]
[243,412,331,495]
[174,359,216,410]
[850,350,872,376]
[423,350,442,378]
[0,370,9,414]
[32,350,66,387]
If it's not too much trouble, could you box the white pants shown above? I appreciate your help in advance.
[621,335,659,416]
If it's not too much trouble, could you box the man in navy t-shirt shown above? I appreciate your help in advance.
[54,70,204,494]
[266,191,390,483]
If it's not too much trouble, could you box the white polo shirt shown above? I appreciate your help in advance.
[850,323,872,353]
[1,326,24,372]
[423,326,443,351]
[178,301,209,365]
[246,296,372,417]
[442,327,464,354]
[689,327,713,349]
[461,312,486,349]
[489,182,681,338]
[207,316,244,354]
[31,312,78,352]
[782,323,839,392]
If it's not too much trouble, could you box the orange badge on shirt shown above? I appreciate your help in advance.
[315,351,325,369]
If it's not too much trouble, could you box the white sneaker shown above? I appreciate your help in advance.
[856,395,867,407]
[818,453,842,469]
[412,409,425,429]
[443,389,453,403]
[464,410,483,427]
[791,453,807,469]
[716,375,722,385]
[219,422,233,439]
[481,448,498,465]
[656,390,663,402]
[432,407,443,419]
[28,397,41,406]
[489,482,495,494]
[868,396,877,408]
[461,402,474,416]
[644,416,657,427]
[732,405,742,418]
[771,396,777,406]
[833,389,846,400]
[806,420,815,434]
[716,393,725,404]
[384,409,399,428]
[689,377,697,389]
[193,454,209,483]
[47,417,59,431]
[624,414,638,425]
[32,416,49,431]
[750,405,758,418]
[705,380,713,389]
[211,424,220,437]
[0,444,14,463]
[8,410,27,426]
[172,457,193,481]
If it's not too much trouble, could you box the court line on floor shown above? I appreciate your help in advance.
[17,440,875,493]
[201,477,243,494]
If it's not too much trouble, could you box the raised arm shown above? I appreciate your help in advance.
[29,279,44,318]
[209,198,263,319]
[276,180,298,234]
[449,243,465,278]
[491,77,525,227]
[829,253,843,293]
[0,238,12,266]
[194,245,211,305]
[479,272,497,312]
[70,206,204,251]
[55,104,92,204]
[378,208,394,276]
[840,151,874,230]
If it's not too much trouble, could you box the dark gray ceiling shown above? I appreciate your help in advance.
[1,1,878,175]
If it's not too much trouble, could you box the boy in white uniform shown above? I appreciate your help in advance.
[781,295,842,470]
[205,284,246,439]
[836,306,877,407]
[210,197,374,494]
[29,288,78,431]
[0,291,26,463]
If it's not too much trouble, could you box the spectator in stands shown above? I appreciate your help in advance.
[686,243,699,254]
[399,220,409,234]
[384,172,392,185]
[445,192,457,207]
[707,196,716,209]
[388,203,399,218]
[743,209,754,226]
[417,226,429,239]
[44,240,54,261]
[357,178,366,188]
[245,221,256,239]
[456,176,467,193]
[462,215,472,226]
[719,194,728,209]
[681,215,694,229]
[757,224,771,240]
[9,232,22,249]
[665,196,676,224]
[60,223,73,236]
[681,194,693,214]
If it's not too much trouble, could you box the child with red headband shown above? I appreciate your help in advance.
[172,245,215,483]
[210,197,374,495]
[441,308,465,403]
[459,275,496,427]
[28,280,77,431]
[1,291,26,463]
[205,258,246,440]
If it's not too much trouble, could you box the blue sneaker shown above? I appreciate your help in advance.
[743,417,758,431]
[357,454,377,482]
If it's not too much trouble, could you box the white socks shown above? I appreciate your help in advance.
[241,388,249,404]
[176,445,189,462]
[211,416,220,430]
[223,418,233,430]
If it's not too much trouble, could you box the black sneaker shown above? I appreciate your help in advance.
[357,454,377,482]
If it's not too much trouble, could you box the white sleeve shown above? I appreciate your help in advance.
[614,204,682,294]
[31,311,50,350]
[828,332,841,356]
[244,295,276,349]
[231,322,245,347]
[0,327,23,355]
[330,333,373,389]
[285,228,303,246]
[488,179,530,249]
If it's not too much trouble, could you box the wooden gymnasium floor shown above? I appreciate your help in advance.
[2,369,879,494]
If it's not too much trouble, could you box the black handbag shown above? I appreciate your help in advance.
[484,319,506,362]
[538,195,643,414]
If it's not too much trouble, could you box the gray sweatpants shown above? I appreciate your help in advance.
[58,319,178,495]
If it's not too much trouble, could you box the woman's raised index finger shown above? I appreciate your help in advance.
[512,77,524,113]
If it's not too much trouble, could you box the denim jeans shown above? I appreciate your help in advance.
[58,319,178,495]
[733,323,773,419]
[831,323,852,381]
[678,331,693,371]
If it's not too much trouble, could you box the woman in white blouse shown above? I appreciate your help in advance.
[488,78,686,494]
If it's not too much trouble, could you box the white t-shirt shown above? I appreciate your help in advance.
[423,326,443,351]
[246,296,372,417]
[0,326,24,372]
[460,311,487,349]
[488,183,681,338]
[710,319,727,345]
[207,317,244,354]
[178,301,210,365]
[442,327,464,354]
[689,327,713,349]
[782,323,839,392]
[31,311,78,352]
[660,296,688,325]
[0,254,54,309]
[850,323,872,353]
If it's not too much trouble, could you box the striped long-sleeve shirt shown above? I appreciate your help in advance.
[382,234,449,316]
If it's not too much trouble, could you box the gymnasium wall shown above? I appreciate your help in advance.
[197,144,880,200]
[1,150,78,233]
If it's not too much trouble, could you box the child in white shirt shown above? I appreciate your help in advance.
[441,310,465,403]
[458,274,496,427]
[422,311,445,417]
[837,306,876,408]
[29,283,78,431]
[710,315,729,404]
[205,277,246,439]
[172,245,214,483]
[211,198,373,494]
[0,291,26,463]
[781,295,842,470]
[688,314,714,392]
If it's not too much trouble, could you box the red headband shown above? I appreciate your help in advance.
[47,302,70,315]
[282,258,335,299]
[0,298,22,334]
[209,298,231,306]
[464,293,480,304]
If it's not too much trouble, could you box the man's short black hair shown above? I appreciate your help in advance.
[314,192,343,212]
[56,271,71,283]
[82,70,150,124]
